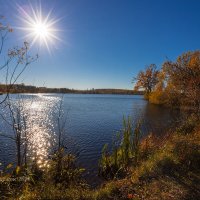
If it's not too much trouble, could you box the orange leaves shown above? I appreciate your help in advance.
[160,51,200,109]
[135,50,200,110]
[188,53,200,74]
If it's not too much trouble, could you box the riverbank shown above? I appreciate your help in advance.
[94,116,200,200]
[1,115,199,199]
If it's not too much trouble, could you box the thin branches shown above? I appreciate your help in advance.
[0,17,38,104]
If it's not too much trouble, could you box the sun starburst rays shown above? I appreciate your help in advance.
[17,4,61,53]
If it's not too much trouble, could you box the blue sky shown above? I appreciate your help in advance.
[0,0,200,89]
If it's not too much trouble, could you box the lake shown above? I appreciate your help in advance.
[0,94,180,186]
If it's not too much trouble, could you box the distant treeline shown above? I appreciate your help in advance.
[0,84,144,95]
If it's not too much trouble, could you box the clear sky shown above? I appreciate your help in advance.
[0,0,200,89]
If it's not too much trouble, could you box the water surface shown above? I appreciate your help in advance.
[0,94,179,185]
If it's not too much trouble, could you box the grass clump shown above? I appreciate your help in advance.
[47,148,85,186]
[0,149,88,200]
[98,117,141,179]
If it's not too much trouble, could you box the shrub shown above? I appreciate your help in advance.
[47,148,85,186]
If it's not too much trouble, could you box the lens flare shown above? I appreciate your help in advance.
[17,4,62,52]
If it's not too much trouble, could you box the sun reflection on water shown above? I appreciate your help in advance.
[23,94,60,168]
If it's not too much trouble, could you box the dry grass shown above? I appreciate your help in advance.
[95,125,200,200]
[1,120,199,200]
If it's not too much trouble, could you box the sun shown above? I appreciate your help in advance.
[33,22,49,38]
[17,4,61,52]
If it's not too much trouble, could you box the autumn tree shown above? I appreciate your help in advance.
[163,51,200,112]
[134,51,200,112]
[133,64,159,99]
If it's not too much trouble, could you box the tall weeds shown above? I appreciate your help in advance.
[99,117,142,179]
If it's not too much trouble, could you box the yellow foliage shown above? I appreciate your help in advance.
[16,166,20,175]
[189,53,200,69]
[149,90,166,105]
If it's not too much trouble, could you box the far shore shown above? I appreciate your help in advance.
[0,84,144,95]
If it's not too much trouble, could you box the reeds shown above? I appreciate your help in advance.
[99,116,142,179]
